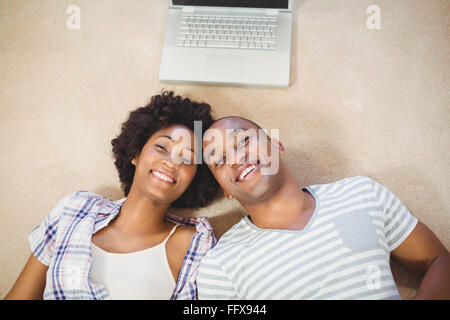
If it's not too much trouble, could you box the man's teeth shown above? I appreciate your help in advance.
[239,165,257,181]
[152,171,174,183]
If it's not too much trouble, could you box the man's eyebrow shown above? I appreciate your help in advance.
[157,135,194,153]
[204,128,245,161]
[227,128,245,138]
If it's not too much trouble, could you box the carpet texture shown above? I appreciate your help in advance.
[1,0,449,299]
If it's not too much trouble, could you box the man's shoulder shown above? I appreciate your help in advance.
[206,217,250,257]
[308,175,374,195]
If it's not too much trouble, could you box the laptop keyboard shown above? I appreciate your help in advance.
[178,15,278,50]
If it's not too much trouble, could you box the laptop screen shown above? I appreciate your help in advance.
[172,1,289,9]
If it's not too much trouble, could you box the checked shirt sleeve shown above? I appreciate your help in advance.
[28,192,76,266]
[171,216,218,300]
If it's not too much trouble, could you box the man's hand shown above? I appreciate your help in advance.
[391,221,450,299]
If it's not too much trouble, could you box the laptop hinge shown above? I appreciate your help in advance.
[182,6,195,14]
[265,9,279,16]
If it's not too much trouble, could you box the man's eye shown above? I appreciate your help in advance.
[215,158,224,168]
[238,136,250,147]
[156,144,167,151]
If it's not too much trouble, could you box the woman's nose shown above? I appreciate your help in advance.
[163,152,180,169]
[163,158,177,169]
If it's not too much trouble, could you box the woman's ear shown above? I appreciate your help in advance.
[131,151,141,166]
[223,189,233,200]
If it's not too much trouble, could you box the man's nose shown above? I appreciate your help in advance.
[230,152,246,167]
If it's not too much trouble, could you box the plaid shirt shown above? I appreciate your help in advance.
[28,191,217,300]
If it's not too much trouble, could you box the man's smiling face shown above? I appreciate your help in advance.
[202,117,284,205]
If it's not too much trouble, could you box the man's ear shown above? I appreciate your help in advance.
[131,156,137,166]
[270,138,285,155]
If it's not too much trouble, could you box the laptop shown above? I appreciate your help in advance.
[159,0,293,87]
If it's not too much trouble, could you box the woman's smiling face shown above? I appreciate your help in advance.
[130,124,198,205]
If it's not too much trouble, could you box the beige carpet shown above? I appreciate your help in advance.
[1,0,449,299]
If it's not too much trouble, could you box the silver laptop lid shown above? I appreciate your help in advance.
[170,0,293,11]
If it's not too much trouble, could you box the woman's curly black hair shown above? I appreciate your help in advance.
[111,91,219,209]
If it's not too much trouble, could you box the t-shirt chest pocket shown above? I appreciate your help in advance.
[332,210,380,251]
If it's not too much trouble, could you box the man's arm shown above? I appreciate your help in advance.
[391,221,450,299]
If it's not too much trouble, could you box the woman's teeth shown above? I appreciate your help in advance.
[238,164,257,181]
[152,170,175,183]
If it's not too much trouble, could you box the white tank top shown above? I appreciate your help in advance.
[89,224,178,299]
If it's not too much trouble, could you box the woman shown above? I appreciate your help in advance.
[5,91,219,300]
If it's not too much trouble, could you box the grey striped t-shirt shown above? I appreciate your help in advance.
[197,175,418,300]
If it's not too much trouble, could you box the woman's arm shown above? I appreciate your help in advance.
[4,253,48,300]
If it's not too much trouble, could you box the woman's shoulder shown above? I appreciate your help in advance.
[70,190,111,200]
[176,224,197,237]
[62,190,120,205]
[170,224,197,247]
[51,190,121,221]
[165,213,214,235]
[58,190,103,203]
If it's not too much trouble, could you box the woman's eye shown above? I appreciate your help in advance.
[182,158,192,165]
[156,144,167,151]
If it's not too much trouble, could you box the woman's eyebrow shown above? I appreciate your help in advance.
[157,135,194,153]
[157,135,173,141]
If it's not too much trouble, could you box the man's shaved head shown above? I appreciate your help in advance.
[210,116,262,130]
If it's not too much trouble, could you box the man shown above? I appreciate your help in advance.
[197,116,450,300]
